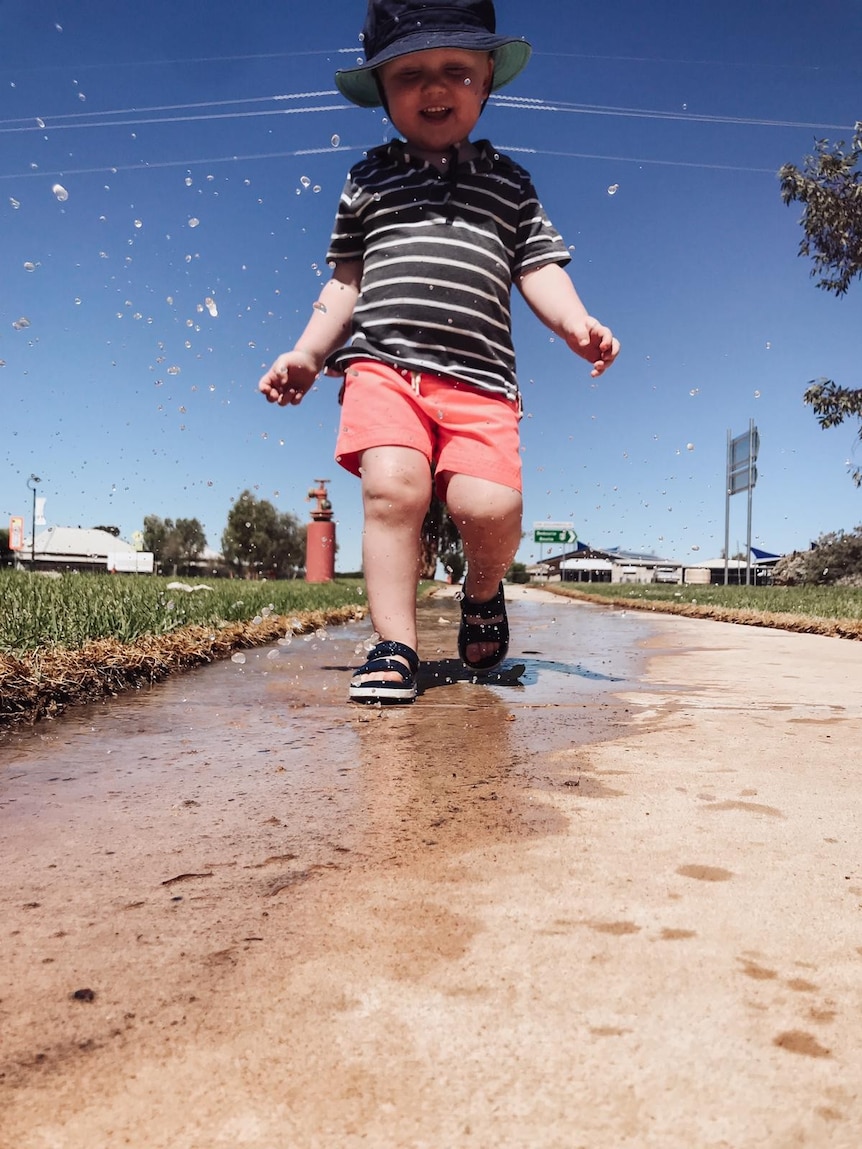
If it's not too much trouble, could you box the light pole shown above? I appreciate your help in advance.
[27,474,40,570]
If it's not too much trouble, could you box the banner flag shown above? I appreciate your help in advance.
[35,497,47,526]
[9,516,24,550]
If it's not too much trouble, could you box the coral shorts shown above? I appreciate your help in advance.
[334,358,522,495]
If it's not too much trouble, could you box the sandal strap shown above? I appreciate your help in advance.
[458,582,506,618]
[460,618,507,644]
[352,656,412,683]
[364,639,420,673]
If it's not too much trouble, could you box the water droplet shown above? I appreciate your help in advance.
[689,388,699,396]
[312,301,328,314]
[52,183,69,202]
[300,175,311,188]
[753,389,761,398]
[9,197,20,209]
[607,183,619,196]
[23,261,36,272]
[331,133,341,147]
[765,342,771,350]
[184,176,193,187]
[312,185,321,193]
[464,77,472,85]
[205,297,218,317]
[12,317,31,330]
[266,649,280,661]
[686,443,694,451]
[167,365,181,375]
[231,652,247,665]
[35,117,45,128]
[134,219,143,229]
[188,217,200,228]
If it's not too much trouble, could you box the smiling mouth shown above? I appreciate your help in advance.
[421,106,451,120]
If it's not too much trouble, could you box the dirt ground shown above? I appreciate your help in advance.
[1,586,861,1148]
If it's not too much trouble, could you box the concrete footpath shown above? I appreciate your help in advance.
[1,586,861,1148]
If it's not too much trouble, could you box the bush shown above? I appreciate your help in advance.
[773,525,862,586]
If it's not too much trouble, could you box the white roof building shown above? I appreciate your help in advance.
[18,527,152,573]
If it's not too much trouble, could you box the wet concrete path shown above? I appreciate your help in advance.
[2,589,862,1147]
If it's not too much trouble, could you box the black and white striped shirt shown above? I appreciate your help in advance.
[325,140,571,401]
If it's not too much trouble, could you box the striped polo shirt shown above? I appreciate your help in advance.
[324,139,571,401]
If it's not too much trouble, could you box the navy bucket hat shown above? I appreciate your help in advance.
[335,0,532,108]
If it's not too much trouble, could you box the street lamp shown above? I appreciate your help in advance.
[26,474,40,570]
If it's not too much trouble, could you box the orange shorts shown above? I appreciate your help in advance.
[334,359,522,495]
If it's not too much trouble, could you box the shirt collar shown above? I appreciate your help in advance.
[380,138,498,175]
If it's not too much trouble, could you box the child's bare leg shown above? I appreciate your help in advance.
[442,473,522,664]
[356,445,432,680]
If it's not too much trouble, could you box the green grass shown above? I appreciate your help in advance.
[555,582,862,621]
[0,571,367,653]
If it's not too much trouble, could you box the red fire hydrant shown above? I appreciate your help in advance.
[305,479,335,583]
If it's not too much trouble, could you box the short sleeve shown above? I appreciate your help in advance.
[512,175,571,278]
[326,175,366,265]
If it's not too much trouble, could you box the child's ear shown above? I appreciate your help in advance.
[482,54,494,98]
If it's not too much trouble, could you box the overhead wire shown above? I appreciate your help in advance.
[0,74,853,181]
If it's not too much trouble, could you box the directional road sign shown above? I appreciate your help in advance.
[533,522,577,545]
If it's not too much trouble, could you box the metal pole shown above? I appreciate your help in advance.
[745,418,754,587]
[26,474,40,571]
[724,429,731,586]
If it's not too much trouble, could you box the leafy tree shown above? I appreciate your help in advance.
[170,518,207,573]
[779,122,862,484]
[772,524,862,586]
[420,491,464,581]
[221,490,305,579]
[0,527,11,568]
[506,560,530,584]
[143,514,207,575]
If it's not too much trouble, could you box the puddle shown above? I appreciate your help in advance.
[0,592,660,1092]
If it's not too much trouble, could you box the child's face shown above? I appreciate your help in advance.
[377,48,494,153]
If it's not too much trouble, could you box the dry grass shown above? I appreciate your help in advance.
[548,586,862,640]
[0,605,365,729]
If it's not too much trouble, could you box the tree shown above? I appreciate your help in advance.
[221,490,305,579]
[92,524,121,537]
[779,122,862,484]
[419,491,464,581]
[772,524,862,587]
[0,527,11,568]
[143,514,207,575]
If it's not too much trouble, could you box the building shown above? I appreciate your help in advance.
[17,526,154,574]
[529,543,683,585]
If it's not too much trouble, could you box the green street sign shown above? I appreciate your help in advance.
[533,525,577,545]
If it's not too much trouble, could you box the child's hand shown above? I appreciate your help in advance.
[565,317,620,378]
[258,350,319,406]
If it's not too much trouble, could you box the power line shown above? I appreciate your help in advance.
[0,104,354,135]
[503,146,776,174]
[0,91,342,130]
[0,45,839,75]
[0,140,779,183]
[1,88,851,137]
[0,144,360,182]
[492,95,855,134]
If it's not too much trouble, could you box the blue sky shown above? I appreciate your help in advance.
[1,0,860,571]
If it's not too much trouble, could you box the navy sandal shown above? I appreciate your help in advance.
[349,639,419,705]
[457,582,509,672]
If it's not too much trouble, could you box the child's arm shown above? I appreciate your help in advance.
[517,263,619,378]
[258,261,362,406]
